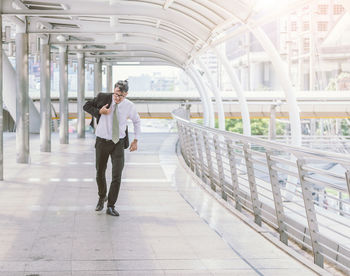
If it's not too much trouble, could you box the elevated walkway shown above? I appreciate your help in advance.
[0,132,321,275]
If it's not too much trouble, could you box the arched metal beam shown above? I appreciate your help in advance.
[52,38,188,66]
[249,26,301,146]
[190,64,215,128]
[2,2,212,41]
[186,66,210,127]
[196,57,225,130]
[76,49,185,68]
[214,47,251,136]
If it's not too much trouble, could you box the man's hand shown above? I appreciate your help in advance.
[129,139,138,152]
[99,104,111,115]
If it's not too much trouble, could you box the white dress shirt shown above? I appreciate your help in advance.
[96,98,141,140]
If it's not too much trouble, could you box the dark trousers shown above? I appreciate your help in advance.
[95,137,125,207]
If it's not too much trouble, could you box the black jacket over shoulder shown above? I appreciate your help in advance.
[83,93,113,126]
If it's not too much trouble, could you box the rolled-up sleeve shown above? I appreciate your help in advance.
[130,104,141,140]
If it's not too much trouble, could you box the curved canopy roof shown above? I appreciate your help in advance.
[1,0,312,67]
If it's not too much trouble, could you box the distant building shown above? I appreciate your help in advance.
[224,0,345,91]
[128,75,152,92]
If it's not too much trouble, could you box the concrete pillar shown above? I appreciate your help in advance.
[40,39,51,152]
[106,64,113,93]
[59,46,69,144]
[16,30,30,163]
[94,58,102,96]
[77,53,85,138]
[0,16,3,179]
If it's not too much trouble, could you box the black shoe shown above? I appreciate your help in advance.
[95,196,107,212]
[106,207,119,216]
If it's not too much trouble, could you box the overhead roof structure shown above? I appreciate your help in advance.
[1,0,313,67]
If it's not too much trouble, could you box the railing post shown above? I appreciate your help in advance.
[177,122,189,164]
[189,127,200,176]
[243,144,262,226]
[266,151,288,244]
[195,130,205,181]
[345,171,350,199]
[226,139,241,211]
[203,132,216,191]
[214,135,227,200]
[184,126,195,172]
[297,159,324,268]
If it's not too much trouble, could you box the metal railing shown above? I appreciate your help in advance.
[256,135,350,154]
[173,112,350,274]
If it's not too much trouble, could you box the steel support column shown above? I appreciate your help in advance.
[40,39,51,152]
[196,58,225,130]
[106,64,113,93]
[77,52,85,138]
[214,47,251,136]
[59,46,69,144]
[16,30,30,163]
[94,58,102,96]
[0,16,3,179]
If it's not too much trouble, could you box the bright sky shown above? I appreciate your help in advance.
[113,65,181,80]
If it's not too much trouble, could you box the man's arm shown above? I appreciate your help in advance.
[83,93,101,118]
[129,104,141,152]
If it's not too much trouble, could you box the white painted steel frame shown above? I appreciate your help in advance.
[196,57,225,130]
[15,31,30,163]
[214,47,251,136]
[77,52,85,139]
[0,16,3,180]
[189,65,215,128]
[59,46,69,144]
[40,40,51,152]
[186,66,210,127]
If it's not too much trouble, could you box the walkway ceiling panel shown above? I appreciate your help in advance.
[55,38,188,61]
[49,31,193,54]
[2,0,211,40]
[84,55,181,67]
[28,15,199,45]
[209,0,254,21]
[1,0,258,66]
[68,44,187,66]
[33,28,194,54]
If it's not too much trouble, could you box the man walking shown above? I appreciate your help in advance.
[83,80,141,216]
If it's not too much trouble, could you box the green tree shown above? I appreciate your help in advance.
[250,119,269,135]
[226,118,243,134]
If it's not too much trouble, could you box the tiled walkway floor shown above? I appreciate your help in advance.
[0,132,318,275]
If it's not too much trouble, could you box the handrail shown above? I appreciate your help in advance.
[173,110,350,274]
[174,113,350,167]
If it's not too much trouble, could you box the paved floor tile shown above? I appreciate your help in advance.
[0,132,319,275]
